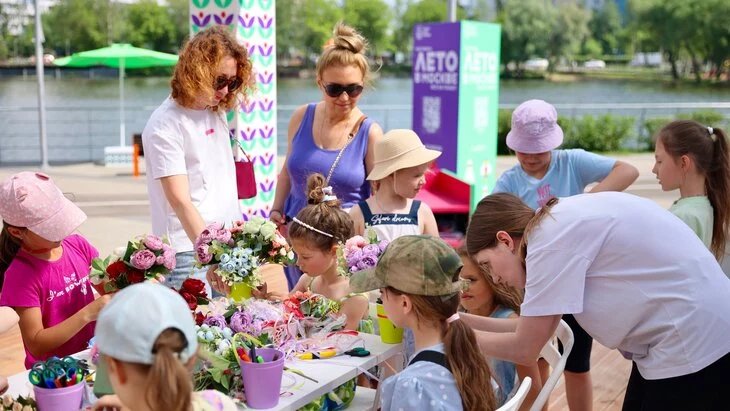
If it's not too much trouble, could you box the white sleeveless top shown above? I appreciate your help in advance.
[358,199,422,242]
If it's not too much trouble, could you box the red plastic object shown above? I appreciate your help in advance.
[416,166,471,214]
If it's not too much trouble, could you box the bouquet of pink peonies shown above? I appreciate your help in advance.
[337,228,389,276]
[89,234,175,294]
[194,217,295,289]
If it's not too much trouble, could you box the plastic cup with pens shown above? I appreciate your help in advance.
[29,356,89,411]
[237,347,285,409]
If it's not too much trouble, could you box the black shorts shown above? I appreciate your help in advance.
[558,314,593,373]
[622,351,730,410]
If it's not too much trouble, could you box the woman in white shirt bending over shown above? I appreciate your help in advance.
[462,191,730,410]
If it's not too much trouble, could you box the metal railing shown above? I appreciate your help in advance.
[2,102,730,165]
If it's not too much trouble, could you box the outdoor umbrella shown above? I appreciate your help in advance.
[55,44,179,147]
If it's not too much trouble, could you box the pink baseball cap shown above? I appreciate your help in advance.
[0,172,86,242]
[506,99,564,154]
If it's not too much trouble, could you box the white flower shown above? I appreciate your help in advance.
[111,246,127,260]
[287,251,295,260]
[260,221,277,240]
[243,216,265,234]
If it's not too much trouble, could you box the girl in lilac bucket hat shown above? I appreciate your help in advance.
[493,99,639,410]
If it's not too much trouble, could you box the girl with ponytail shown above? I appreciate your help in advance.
[653,120,730,262]
[350,235,497,410]
[92,283,238,411]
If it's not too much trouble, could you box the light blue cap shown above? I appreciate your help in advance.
[95,283,198,365]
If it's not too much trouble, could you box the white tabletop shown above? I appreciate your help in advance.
[5,333,402,411]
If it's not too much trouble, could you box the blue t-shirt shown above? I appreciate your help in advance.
[489,307,517,405]
[493,149,615,209]
[381,343,463,411]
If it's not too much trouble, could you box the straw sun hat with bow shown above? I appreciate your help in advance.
[367,129,442,181]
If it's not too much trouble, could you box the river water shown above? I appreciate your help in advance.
[1,75,729,164]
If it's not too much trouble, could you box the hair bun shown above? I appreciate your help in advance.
[332,22,367,55]
[305,173,341,207]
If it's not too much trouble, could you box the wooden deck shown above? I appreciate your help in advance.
[1,324,630,410]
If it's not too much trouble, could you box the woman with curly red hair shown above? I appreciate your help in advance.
[142,26,255,296]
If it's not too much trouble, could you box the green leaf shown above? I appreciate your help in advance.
[221,373,231,390]
[91,257,106,272]
[123,241,135,262]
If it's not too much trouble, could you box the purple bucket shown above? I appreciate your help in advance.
[239,348,285,409]
[33,382,85,411]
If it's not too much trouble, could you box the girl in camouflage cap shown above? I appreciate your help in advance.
[350,235,497,410]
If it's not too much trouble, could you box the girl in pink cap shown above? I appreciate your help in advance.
[493,99,639,411]
[0,172,111,369]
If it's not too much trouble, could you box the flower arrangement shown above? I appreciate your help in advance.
[194,217,295,289]
[90,235,175,294]
[190,294,347,394]
[283,291,340,321]
[1,394,37,411]
[337,228,389,276]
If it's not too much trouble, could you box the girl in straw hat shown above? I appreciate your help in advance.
[349,129,441,242]
[349,128,441,364]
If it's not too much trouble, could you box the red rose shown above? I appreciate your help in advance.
[106,261,127,280]
[126,269,145,284]
[181,278,207,297]
[181,292,197,311]
[194,311,207,326]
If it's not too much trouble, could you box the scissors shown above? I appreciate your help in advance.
[297,346,370,360]
[29,356,89,388]
[29,364,65,388]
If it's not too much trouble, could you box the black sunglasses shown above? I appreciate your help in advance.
[214,75,243,92]
[324,83,364,98]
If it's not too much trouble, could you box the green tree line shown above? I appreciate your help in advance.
[0,0,728,83]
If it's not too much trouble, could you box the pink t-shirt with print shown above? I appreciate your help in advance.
[0,234,98,368]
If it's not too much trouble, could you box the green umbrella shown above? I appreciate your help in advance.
[55,44,179,147]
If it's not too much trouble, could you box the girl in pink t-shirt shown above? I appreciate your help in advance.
[0,172,111,368]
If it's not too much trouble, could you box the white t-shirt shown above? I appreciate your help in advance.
[142,97,241,253]
[520,192,730,380]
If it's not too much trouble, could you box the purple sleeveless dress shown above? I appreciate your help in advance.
[283,103,372,288]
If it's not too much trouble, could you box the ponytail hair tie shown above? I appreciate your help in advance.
[446,313,460,324]
[708,126,717,142]
[322,186,338,203]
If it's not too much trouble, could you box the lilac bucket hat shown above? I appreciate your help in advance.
[506,99,564,154]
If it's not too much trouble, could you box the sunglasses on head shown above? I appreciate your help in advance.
[323,83,364,98]
[214,75,242,92]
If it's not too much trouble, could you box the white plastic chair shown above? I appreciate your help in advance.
[497,377,532,411]
[529,319,574,411]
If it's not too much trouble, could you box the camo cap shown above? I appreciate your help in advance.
[350,235,464,296]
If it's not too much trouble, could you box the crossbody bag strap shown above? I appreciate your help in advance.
[324,115,367,186]
[409,350,451,372]
[232,138,253,163]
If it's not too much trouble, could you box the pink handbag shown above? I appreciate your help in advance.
[234,141,257,200]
